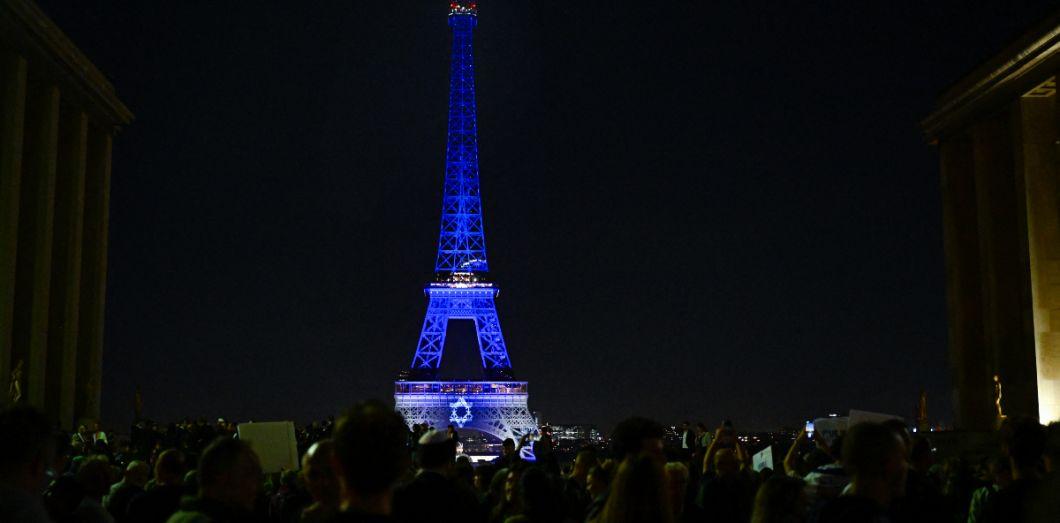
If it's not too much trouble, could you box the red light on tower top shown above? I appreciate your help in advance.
[449,1,478,16]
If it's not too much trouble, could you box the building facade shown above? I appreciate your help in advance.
[923,12,1060,430]
[0,0,132,429]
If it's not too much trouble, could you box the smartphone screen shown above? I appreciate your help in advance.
[805,420,815,438]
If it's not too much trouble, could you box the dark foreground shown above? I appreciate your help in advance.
[1,402,1058,523]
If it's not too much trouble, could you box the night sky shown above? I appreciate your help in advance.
[38,1,1058,431]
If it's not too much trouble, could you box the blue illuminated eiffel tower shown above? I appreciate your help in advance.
[395,1,537,451]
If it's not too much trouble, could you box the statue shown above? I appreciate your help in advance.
[993,374,1006,423]
[8,359,23,404]
[916,390,928,431]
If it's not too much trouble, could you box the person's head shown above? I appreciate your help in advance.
[599,454,672,523]
[75,455,113,499]
[681,421,690,430]
[519,467,560,519]
[751,475,807,523]
[280,469,298,490]
[988,455,1012,489]
[125,460,150,488]
[488,467,509,504]
[821,434,844,463]
[474,463,496,493]
[572,449,598,478]
[537,431,553,451]
[501,438,516,456]
[447,425,456,435]
[197,437,262,511]
[842,422,908,500]
[610,417,666,463]
[454,456,473,487]
[331,400,410,505]
[1003,417,1046,476]
[77,424,88,436]
[504,468,522,503]
[714,448,739,477]
[154,449,186,486]
[302,440,339,506]
[587,463,612,499]
[417,429,456,470]
[881,419,912,458]
[1043,422,1060,473]
[0,406,53,492]
[664,462,689,514]
[183,470,199,495]
[909,436,934,472]
[759,467,775,482]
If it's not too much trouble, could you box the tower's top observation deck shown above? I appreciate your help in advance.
[449,2,478,16]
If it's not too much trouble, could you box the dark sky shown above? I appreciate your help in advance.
[39,1,1057,431]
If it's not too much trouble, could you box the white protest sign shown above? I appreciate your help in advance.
[848,409,903,427]
[237,421,299,474]
[752,445,774,472]
[813,417,848,447]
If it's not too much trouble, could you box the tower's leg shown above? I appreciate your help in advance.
[467,403,538,460]
[412,295,449,370]
[410,287,513,377]
[474,296,511,373]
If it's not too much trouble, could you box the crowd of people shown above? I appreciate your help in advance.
[118,417,335,466]
[1,402,1059,522]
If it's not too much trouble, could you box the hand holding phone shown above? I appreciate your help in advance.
[805,420,815,440]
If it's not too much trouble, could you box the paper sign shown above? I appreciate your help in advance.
[848,409,903,427]
[813,417,848,447]
[752,445,774,472]
[237,421,299,474]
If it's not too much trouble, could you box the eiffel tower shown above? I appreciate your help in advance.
[394,1,537,454]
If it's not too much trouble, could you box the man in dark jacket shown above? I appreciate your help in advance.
[328,400,411,523]
[127,449,186,523]
[817,422,908,523]
[167,437,263,523]
[106,460,149,522]
[392,429,482,523]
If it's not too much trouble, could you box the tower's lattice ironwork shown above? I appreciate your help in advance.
[395,1,537,455]
[435,2,487,274]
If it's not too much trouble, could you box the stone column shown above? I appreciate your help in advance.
[13,84,60,410]
[76,127,112,423]
[1019,88,1060,424]
[939,132,994,430]
[0,52,27,398]
[46,108,87,429]
[971,107,1039,421]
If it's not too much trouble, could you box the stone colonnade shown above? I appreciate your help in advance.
[1,0,131,429]
[938,77,1060,430]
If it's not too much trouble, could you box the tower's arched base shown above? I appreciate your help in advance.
[395,381,537,459]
